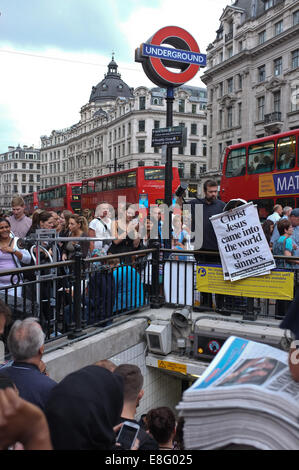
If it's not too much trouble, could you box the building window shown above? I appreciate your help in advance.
[227,77,233,93]
[203,125,207,136]
[128,122,131,135]
[138,120,145,132]
[219,109,223,130]
[227,47,233,58]
[292,49,299,69]
[138,160,145,166]
[190,163,197,178]
[274,91,281,113]
[203,143,207,157]
[14,185,18,193]
[293,10,299,25]
[138,140,145,153]
[274,20,283,36]
[191,123,197,135]
[139,96,146,110]
[178,99,185,113]
[219,82,223,98]
[22,185,26,193]
[274,57,282,76]
[258,30,266,45]
[258,65,266,82]
[154,120,160,129]
[257,96,265,121]
[227,107,233,128]
[291,84,299,111]
[238,103,242,126]
[154,160,159,166]
[237,74,243,90]
[22,174,26,182]
[190,143,197,156]
[264,0,274,10]
[192,104,197,114]
[178,162,184,178]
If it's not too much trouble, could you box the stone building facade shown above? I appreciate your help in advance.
[40,57,208,198]
[0,145,41,211]
[201,0,299,179]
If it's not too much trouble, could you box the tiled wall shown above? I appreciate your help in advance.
[111,342,182,420]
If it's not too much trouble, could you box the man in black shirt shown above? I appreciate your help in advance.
[114,364,158,450]
[189,179,226,258]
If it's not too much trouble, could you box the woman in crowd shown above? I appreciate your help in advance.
[262,219,274,249]
[272,219,299,268]
[108,203,140,262]
[26,209,43,237]
[273,218,299,318]
[59,210,72,237]
[0,217,31,296]
[146,407,176,451]
[62,215,89,260]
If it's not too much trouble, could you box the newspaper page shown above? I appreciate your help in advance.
[184,336,299,419]
[210,202,275,281]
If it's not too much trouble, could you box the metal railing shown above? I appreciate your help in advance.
[1,247,298,346]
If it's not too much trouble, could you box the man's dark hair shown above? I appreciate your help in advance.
[114,364,143,402]
[203,179,218,192]
[146,407,176,445]
[0,300,12,325]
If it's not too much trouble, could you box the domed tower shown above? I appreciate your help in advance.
[89,54,134,104]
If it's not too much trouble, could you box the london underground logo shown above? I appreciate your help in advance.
[135,26,206,88]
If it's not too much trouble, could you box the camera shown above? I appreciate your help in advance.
[175,183,189,198]
[17,235,37,250]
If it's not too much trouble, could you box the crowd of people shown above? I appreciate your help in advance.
[0,309,184,451]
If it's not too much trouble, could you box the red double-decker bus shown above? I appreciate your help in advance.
[38,182,81,213]
[24,192,39,215]
[81,166,180,217]
[220,129,299,220]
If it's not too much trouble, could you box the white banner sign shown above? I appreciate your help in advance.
[210,202,276,281]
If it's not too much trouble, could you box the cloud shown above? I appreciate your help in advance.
[0,0,129,58]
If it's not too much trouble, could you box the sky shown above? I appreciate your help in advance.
[0,0,229,152]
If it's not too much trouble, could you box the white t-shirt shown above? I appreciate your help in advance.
[267,212,281,223]
[89,217,112,250]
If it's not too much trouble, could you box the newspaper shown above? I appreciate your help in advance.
[177,336,299,450]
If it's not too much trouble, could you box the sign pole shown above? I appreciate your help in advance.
[165,87,174,248]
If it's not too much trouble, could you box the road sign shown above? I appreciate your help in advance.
[152,126,187,148]
[135,26,206,88]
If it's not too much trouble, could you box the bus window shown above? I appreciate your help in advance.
[107,176,115,190]
[102,178,107,191]
[248,142,274,174]
[144,168,165,180]
[225,148,246,177]
[116,174,127,189]
[276,197,295,209]
[82,183,88,194]
[87,181,95,193]
[72,186,81,195]
[252,199,274,221]
[127,172,136,187]
[277,135,296,170]
[95,179,102,192]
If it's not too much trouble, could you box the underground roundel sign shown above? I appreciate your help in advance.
[135,26,206,88]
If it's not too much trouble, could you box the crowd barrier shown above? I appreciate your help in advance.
[0,247,297,345]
